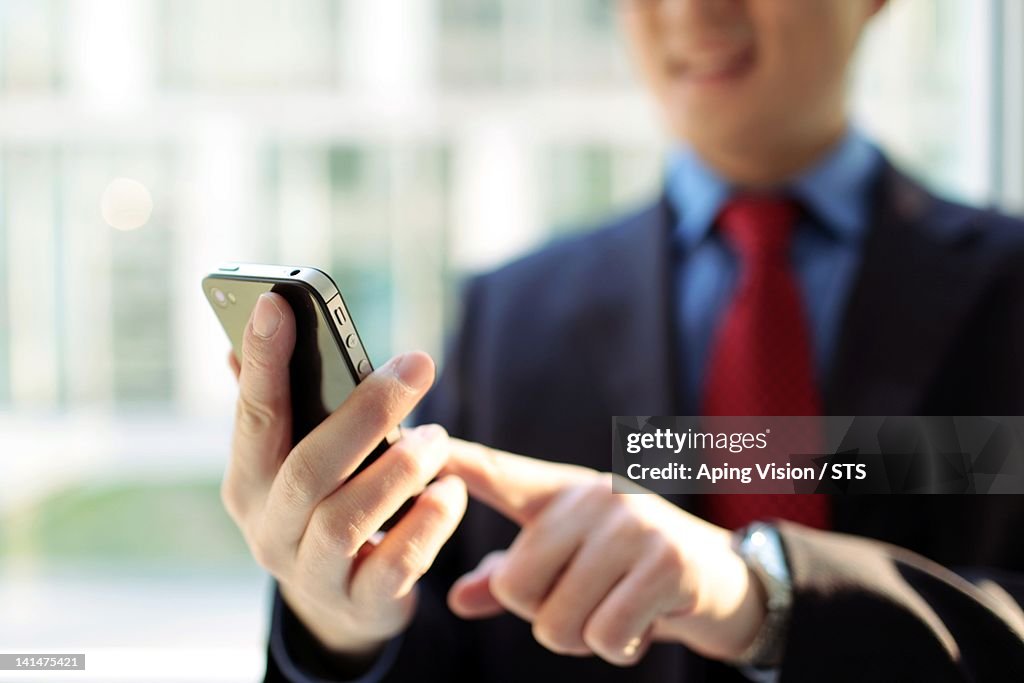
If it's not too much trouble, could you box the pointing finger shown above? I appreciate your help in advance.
[443,438,591,526]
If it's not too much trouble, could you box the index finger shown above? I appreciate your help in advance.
[443,438,592,525]
[263,351,436,545]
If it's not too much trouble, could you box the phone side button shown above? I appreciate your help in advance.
[333,306,347,326]
[345,334,358,349]
[357,359,371,377]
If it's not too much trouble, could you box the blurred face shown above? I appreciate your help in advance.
[620,0,883,184]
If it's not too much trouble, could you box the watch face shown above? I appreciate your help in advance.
[743,524,790,583]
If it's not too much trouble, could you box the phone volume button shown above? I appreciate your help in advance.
[357,359,371,377]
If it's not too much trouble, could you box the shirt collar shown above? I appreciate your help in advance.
[665,128,882,250]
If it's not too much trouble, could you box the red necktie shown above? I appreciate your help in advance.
[700,195,831,530]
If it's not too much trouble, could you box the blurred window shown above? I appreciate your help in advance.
[0,0,1019,679]
[439,0,627,86]
[0,0,65,91]
[159,0,339,89]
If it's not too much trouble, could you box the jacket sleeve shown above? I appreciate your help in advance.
[777,521,1024,682]
[265,278,487,683]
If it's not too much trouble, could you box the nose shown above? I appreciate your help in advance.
[632,0,745,45]
[623,0,742,21]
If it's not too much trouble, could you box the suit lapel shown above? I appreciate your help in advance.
[824,163,995,536]
[574,198,696,510]
[824,162,987,415]
[578,197,680,419]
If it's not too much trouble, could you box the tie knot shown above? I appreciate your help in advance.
[717,195,799,260]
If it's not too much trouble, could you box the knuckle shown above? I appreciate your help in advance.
[652,543,686,579]
[311,505,364,557]
[583,619,626,661]
[220,479,244,522]
[488,561,520,606]
[241,341,272,370]
[359,377,408,425]
[235,394,277,437]
[603,506,636,534]
[532,617,583,654]
[249,531,284,575]
[397,546,429,580]
[418,489,457,524]
[581,477,614,506]
[388,540,430,589]
[639,525,666,551]
[278,448,320,509]
[251,543,273,571]
[489,558,538,616]
[604,509,650,547]
[650,546,689,599]
[332,392,401,456]
[388,442,428,487]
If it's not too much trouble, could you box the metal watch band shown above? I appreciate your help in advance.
[730,522,793,668]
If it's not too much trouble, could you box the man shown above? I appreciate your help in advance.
[221,0,1024,680]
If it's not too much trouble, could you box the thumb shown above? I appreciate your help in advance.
[448,551,507,619]
[232,292,296,488]
[443,438,593,525]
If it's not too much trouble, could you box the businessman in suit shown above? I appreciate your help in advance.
[220,0,1024,680]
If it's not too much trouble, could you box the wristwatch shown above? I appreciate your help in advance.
[731,522,793,668]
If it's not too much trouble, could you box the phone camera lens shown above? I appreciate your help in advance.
[212,287,228,307]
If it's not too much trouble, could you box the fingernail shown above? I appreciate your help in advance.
[252,294,282,339]
[417,423,446,442]
[622,637,642,658]
[393,352,433,390]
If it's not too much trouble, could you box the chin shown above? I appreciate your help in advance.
[664,95,757,142]
[668,116,751,152]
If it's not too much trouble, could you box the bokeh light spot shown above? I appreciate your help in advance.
[100,177,154,231]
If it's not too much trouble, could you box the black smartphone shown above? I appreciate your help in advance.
[203,263,399,467]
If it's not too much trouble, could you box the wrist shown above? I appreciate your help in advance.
[712,528,769,660]
[273,586,397,681]
[671,524,766,662]
[278,583,393,660]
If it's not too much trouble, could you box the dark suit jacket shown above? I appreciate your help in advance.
[270,161,1024,682]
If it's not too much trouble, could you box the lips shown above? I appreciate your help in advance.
[667,45,755,84]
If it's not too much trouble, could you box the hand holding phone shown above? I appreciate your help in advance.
[204,264,385,447]
[205,266,468,660]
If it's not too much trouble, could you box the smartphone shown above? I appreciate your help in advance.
[203,263,399,465]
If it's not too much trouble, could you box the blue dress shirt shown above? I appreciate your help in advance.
[665,129,883,411]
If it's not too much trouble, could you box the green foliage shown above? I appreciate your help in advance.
[0,479,252,568]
